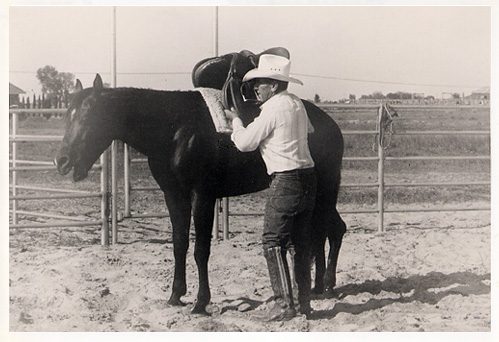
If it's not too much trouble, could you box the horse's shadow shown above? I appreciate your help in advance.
[309,271,490,320]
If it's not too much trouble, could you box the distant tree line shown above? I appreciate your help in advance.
[17,65,76,109]
[19,91,70,109]
[359,91,435,101]
[311,91,442,104]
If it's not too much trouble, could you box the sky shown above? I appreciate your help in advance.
[8,4,491,101]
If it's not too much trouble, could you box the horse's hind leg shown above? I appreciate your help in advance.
[311,226,326,294]
[324,209,346,293]
[191,191,216,314]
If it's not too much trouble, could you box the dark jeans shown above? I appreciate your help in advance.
[262,167,317,252]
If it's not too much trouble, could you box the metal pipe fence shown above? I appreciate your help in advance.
[120,104,490,238]
[9,109,111,243]
[9,105,490,244]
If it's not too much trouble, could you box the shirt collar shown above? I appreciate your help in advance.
[260,90,289,110]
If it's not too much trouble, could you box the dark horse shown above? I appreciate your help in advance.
[55,74,346,314]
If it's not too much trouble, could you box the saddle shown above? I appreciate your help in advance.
[192,47,290,126]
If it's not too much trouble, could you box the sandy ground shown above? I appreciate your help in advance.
[9,199,490,332]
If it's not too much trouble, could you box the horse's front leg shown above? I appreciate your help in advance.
[163,189,192,306]
[191,191,216,314]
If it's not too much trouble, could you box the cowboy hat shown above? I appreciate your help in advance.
[242,54,303,85]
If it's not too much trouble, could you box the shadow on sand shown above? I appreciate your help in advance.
[310,271,490,320]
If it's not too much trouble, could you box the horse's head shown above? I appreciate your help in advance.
[54,74,114,181]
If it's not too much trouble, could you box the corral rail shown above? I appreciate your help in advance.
[9,105,490,244]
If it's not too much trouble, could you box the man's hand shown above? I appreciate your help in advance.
[224,108,240,121]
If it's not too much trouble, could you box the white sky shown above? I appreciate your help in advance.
[8,4,491,101]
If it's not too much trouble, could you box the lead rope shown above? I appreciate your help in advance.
[372,103,396,152]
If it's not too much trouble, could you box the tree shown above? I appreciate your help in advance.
[36,65,75,100]
[314,94,321,103]
[452,93,460,99]
[349,94,356,102]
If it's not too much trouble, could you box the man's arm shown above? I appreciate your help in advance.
[227,109,275,152]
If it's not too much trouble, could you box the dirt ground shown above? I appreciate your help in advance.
[9,199,490,332]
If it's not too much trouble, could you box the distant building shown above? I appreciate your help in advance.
[469,87,490,105]
[9,83,25,107]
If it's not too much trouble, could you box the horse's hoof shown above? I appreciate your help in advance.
[311,286,324,295]
[191,303,209,315]
[324,287,338,298]
[168,297,186,306]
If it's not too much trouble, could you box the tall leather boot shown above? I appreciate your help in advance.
[293,250,312,317]
[254,246,296,321]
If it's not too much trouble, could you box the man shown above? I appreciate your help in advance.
[225,54,317,321]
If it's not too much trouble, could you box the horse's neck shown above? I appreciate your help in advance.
[108,89,181,157]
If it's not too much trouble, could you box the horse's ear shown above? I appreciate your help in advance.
[74,79,83,93]
[93,74,103,93]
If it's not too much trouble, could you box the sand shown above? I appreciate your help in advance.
[9,199,490,332]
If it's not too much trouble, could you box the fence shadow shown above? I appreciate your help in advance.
[310,271,490,320]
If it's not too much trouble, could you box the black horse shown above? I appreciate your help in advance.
[55,74,346,314]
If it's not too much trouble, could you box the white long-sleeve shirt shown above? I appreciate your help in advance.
[231,90,315,175]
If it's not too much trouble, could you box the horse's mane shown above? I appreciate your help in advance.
[85,87,202,106]
[103,87,197,94]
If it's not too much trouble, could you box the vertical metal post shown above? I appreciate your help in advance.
[377,107,385,233]
[213,199,220,240]
[111,7,117,84]
[11,112,18,225]
[124,143,131,217]
[100,152,110,245]
[111,141,118,244]
[211,6,223,240]
[213,6,219,57]
[222,198,229,240]
[213,6,229,239]
[111,6,118,244]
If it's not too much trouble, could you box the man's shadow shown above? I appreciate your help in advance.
[309,271,490,320]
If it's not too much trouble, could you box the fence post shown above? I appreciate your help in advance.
[124,143,131,217]
[222,197,229,240]
[100,151,110,245]
[213,199,220,239]
[11,112,18,225]
[111,141,118,244]
[377,106,385,233]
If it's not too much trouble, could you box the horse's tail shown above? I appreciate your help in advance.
[303,100,345,229]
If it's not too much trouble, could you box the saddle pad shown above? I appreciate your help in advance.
[196,87,233,134]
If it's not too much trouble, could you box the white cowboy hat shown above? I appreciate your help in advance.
[242,54,303,85]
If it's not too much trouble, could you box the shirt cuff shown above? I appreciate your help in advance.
[232,117,244,130]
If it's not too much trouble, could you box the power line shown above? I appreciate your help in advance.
[10,70,191,75]
[293,72,482,89]
[10,69,483,88]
